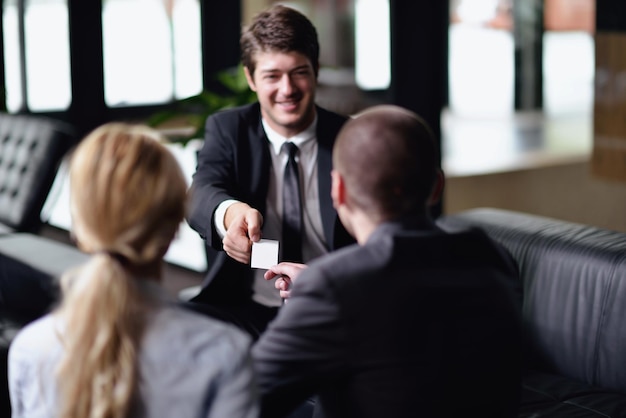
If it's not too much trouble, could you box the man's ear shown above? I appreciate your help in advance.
[243,66,257,92]
[427,169,445,206]
[331,170,346,209]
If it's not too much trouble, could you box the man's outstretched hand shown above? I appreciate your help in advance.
[223,203,263,264]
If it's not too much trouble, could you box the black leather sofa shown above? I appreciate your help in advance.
[0,112,86,415]
[438,208,626,417]
[0,112,77,234]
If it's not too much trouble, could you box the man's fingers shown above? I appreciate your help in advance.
[265,262,307,282]
[223,234,252,264]
[274,276,292,291]
[222,209,262,264]
[276,277,292,299]
[264,269,279,280]
[245,209,263,242]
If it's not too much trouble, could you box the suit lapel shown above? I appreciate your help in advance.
[246,106,271,214]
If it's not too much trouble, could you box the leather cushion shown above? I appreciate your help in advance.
[0,114,76,232]
[0,233,88,323]
[438,208,626,393]
[520,371,626,417]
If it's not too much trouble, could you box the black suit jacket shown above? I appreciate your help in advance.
[252,220,523,418]
[187,103,354,303]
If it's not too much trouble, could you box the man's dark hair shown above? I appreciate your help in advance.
[333,105,440,222]
[240,5,320,77]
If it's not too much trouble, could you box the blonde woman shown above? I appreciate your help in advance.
[8,123,258,418]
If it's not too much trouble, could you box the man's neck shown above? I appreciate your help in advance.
[349,212,380,245]
[352,210,436,245]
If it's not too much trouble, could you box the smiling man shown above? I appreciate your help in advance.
[186,5,354,338]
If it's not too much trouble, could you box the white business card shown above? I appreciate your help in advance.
[251,239,279,269]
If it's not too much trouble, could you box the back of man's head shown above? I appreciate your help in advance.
[240,4,320,76]
[333,105,440,222]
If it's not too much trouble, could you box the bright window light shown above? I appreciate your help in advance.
[3,0,72,112]
[3,0,22,112]
[102,0,202,107]
[355,0,390,90]
[25,0,72,111]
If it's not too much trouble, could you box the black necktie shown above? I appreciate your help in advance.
[281,142,303,263]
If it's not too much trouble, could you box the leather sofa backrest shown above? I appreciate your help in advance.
[0,113,77,233]
[438,208,626,393]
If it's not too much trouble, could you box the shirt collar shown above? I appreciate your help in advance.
[263,114,318,155]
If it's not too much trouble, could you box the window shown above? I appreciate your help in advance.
[355,0,390,90]
[448,0,514,117]
[102,0,202,106]
[543,0,595,116]
[3,0,71,112]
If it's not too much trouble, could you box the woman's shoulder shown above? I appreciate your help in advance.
[9,314,63,372]
[10,315,58,352]
[145,305,252,357]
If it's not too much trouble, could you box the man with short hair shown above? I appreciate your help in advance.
[253,105,522,418]
[187,5,353,338]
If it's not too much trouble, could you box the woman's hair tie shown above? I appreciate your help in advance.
[95,250,129,265]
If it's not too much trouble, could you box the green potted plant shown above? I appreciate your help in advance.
[148,65,257,146]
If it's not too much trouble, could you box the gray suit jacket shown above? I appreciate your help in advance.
[253,219,522,418]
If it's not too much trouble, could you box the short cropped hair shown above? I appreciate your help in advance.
[240,4,320,77]
[333,105,439,221]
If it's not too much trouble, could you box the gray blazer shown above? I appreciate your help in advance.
[253,220,523,418]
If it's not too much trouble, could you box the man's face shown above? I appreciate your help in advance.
[244,51,317,138]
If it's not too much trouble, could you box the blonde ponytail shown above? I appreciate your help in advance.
[54,122,188,418]
[57,253,147,418]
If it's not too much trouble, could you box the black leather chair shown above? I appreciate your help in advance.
[0,113,82,415]
[0,113,77,234]
[439,208,626,417]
